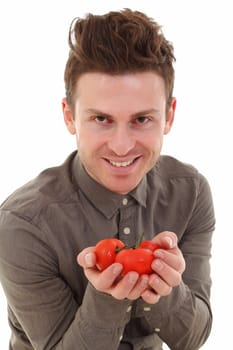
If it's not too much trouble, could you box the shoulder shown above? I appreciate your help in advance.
[148,155,211,197]
[0,152,77,221]
[156,155,199,179]
[147,156,215,235]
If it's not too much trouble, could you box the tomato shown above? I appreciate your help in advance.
[115,247,154,275]
[94,237,161,275]
[139,240,161,252]
[95,238,125,271]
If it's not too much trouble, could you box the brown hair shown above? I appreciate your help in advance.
[64,8,175,109]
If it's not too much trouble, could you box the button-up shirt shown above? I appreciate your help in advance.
[0,151,215,350]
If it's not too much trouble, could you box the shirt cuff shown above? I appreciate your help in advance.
[80,283,132,329]
[134,280,189,323]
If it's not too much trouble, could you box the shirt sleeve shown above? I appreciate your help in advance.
[135,173,215,350]
[0,211,132,350]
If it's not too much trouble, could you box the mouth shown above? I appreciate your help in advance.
[105,157,140,168]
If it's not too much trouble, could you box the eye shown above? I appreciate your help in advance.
[135,116,150,124]
[92,114,113,126]
[95,115,107,123]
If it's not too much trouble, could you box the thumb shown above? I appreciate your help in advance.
[152,231,177,249]
[77,247,96,268]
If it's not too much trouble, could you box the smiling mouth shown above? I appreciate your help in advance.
[107,157,139,167]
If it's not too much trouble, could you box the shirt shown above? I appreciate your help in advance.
[0,151,215,350]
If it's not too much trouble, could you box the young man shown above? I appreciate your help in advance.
[0,9,215,350]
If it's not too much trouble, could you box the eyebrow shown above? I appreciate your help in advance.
[85,108,161,117]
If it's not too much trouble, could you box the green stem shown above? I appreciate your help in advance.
[115,232,144,253]
[135,232,144,248]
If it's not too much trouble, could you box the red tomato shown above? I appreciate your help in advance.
[139,240,161,252]
[115,247,154,275]
[95,238,125,271]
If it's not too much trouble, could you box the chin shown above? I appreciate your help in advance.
[109,183,138,195]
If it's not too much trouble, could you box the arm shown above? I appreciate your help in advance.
[0,212,132,350]
[75,175,215,350]
[141,174,215,350]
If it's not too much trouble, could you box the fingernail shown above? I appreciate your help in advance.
[164,236,173,248]
[153,259,163,271]
[85,253,93,266]
[112,263,123,275]
[140,275,149,288]
[154,250,164,258]
[150,275,160,286]
[127,272,139,284]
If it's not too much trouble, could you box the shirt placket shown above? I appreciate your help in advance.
[118,197,138,247]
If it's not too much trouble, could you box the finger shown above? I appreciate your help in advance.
[140,288,161,304]
[152,231,178,250]
[127,274,149,300]
[153,248,186,274]
[148,274,172,296]
[77,247,96,268]
[111,271,140,300]
[151,258,182,287]
[90,263,123,291]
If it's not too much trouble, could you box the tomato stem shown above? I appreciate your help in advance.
[135,232,144,248]
[115,232,145,253]
[115,245,124,253]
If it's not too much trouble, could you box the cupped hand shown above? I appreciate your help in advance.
[141,231,186,304]
[77,231,185,304]
[77,247,150,301]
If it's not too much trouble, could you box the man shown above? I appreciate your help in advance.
[0,8,215,350]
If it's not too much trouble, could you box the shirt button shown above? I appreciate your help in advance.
[127,305,132,312]
[143,306,151,311]
[123,227,130,235]
[122,198,128,206]
[155,328,160,332]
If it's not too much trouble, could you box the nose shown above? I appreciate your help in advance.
[108,125,135,156]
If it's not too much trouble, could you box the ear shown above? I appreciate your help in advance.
[164,97,176,135]
[62,98,76,135]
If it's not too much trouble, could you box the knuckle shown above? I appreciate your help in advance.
[94,281,103,292]
[173,273,182,286]
[112,291,126,300]
[162,285,172,296]
[127,293,138,301]
[151,293,161,304]
[142,290,160,304]
[166,231,178,245]
[178,257,186,274]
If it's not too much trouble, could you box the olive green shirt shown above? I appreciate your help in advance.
[0,151,215,350]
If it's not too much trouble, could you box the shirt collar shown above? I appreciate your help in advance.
[71,153,147,219]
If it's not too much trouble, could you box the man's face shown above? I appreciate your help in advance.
[63,72,176,194]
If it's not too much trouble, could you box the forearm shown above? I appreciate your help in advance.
[4,280,132,350]
[59,283,132,350]
[0,212,132,350]
[142,281,212,350]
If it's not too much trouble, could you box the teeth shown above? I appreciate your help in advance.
[109,159,134,167]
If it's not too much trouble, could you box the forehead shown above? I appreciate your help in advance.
[74,72,166,110]
[76,71,165,95]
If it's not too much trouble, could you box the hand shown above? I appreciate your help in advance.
[77,247,150,301]
[140,231,186,304]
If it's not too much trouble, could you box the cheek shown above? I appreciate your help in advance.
[142,131,164,151]
[76,131,101,155]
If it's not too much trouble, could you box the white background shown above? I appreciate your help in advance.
[0,1,232,349]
